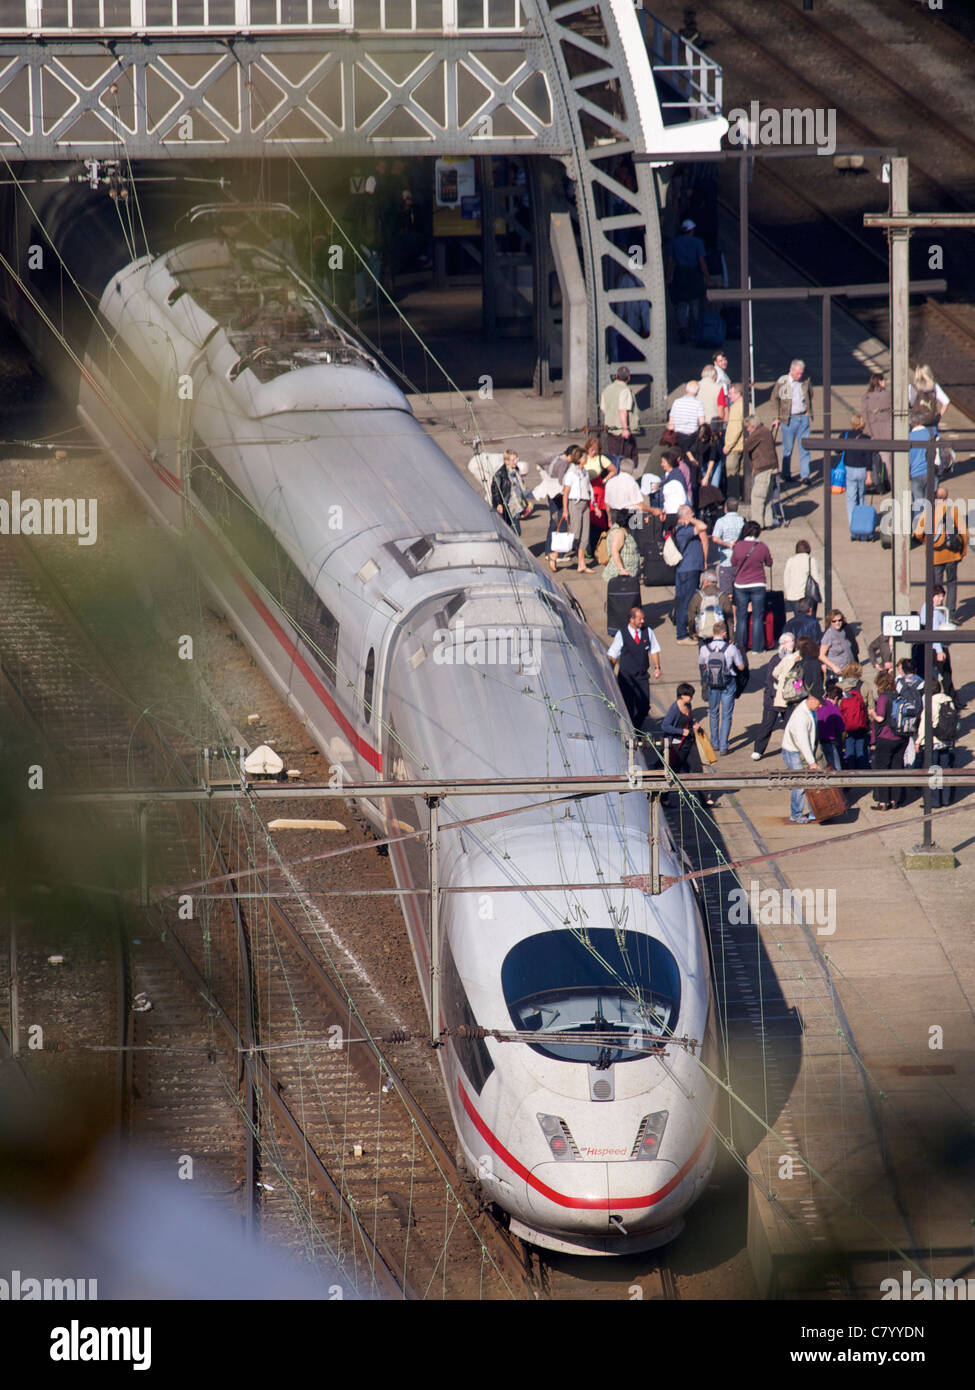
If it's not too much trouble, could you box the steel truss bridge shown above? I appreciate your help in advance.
[0,1,725,415]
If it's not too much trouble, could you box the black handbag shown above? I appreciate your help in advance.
[803,557,822,605]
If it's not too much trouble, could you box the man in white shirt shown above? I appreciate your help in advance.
[668,381,706,451]
[771,358,814,485]
[711,498,745,591]
[604,468,650,518]
[781,691,822,823]
[562,456,595,571]
[658,454,689,521]
[607,606,662,729]
[712,351,731,396]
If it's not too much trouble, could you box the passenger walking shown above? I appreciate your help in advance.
[561,449,596,572]
[916,679,958,808]
[771,359,814,485]
[751,632,799,760]
[842,414,875,532]
[782,539,823,619]
[490,450,531,535]
[838,674,870,770]
[722,383,745,500]
[781,690,823,824]
[819,610,859,677]
[698,620,744,754]
[908,407,937,506]
[603,511,642,635]
[913,486,967,618]
[607,605,662,730]
[797,636,825,698]
[546,444,583,571]
[600,366,641,469]
[686,568,733,641]
[660,683,715,808]
[781,597,822,648]
[710,497,745,595]
[870,671,909,811]
[729,520,773,654]
[673,504,710,645]
[909,363,950,422]
[860,372,892,491]
[742,416,779,529]
[817,683,845,771]
[668,381,707,455]
[658,452,688,526]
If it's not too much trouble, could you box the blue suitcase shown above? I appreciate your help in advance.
[850,504,878,541]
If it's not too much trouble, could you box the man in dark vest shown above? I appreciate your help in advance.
[607,606,662,729]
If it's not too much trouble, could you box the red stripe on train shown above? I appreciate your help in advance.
[458,1080,710,1210]
[193,513,382,771]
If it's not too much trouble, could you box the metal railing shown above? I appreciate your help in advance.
[639,9,722,123]
[2,0,525,32]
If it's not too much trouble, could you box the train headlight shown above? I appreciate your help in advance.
[536,1113,578,1161]
[631,1111,668,1160]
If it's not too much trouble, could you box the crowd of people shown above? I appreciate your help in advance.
[478,353,965,824]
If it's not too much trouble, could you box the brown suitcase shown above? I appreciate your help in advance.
[805,785,847,824]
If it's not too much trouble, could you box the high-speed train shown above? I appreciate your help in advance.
[3,184,718,1254]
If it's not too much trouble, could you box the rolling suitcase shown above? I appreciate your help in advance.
[850,504,878,541]
[606,574,642,635]
[806,785,847,824]
[746,588,785,651]
[635,513,672,587]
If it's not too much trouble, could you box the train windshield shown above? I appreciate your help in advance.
[501,929,681,1064]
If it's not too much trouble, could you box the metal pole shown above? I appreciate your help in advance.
[822,291,832,615]
[889,157,912,662]
[9,917,18,1058]
[649,793,661,896]
[739,151,752,414]
[922,444,936,851]
[428,796,441,1047]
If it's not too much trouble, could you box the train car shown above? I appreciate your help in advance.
[5,196,719,1254]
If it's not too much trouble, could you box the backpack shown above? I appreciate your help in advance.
[704,643,732,691]
[933,701,959,743]
[839,690,868,733]
[695,591,723,639]
[887,681,923,737]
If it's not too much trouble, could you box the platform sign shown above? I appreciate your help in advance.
[882,613,921,637]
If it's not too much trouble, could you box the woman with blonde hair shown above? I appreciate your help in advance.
[909,363,949,421]
[583,434,614,476]
[843,412,874,533]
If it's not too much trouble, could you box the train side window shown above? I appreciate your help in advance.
[441,939,495,1096]
[188,440,340,685]
[363,648,375,725]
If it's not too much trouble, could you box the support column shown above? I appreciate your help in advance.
[550,212,588,432]
[428,796,441,1046]
[889,158,912,659]
[822,293,832,615]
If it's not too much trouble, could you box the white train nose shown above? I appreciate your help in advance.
[526,1160,682,1234]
